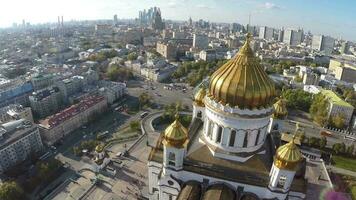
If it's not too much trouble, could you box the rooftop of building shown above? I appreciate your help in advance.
[0,119,37,150]
[30,86,60,101]
[321,89,354,108]
[39,95,105,129]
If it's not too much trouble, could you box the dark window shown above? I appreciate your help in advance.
[229,130,236,147]
[277,176,287,189]
[216,126,222,143]
[243,131,248,147]
[197,111,202,118]
[255,130,260,146]
[168,152,175,166]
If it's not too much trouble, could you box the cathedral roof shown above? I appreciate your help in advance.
[202,184,235,200]
[163,113,188,148]
[194,87,206,107]
[177,181,202,200]
[208,33,276,109]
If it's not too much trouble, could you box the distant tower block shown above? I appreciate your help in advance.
[61,16,64,27]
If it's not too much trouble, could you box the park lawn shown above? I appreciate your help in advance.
[351,186,356,200]
[332,155,356,172]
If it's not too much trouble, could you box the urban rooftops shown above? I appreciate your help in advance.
[321,89,354,108]
[39,95,105,129]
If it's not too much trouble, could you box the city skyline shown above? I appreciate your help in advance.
[0,0,355,41]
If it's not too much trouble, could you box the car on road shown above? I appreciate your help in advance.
[140,112,149,119]
[320,130,332,137]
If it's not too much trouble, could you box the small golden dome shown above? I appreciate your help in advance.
[194,87,206,107]
[163,114,188,148]
[273,98,288,119]
[274,136,302,170]
[95,144,104,153]
[208,33,276,109]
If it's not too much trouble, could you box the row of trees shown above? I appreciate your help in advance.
[0,181,25,200]
[332,143,354,156]
[281,89,312,112]
[88,49,118,62]
[172,60,227,86]
[138,92,153,109]
[106,65,133,82]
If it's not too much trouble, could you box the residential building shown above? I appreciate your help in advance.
[283,28,303,46]
[193,34,209,50]
[30,74,55,90]
[312,35,335,55]
[329,58,356,83]
[0,79,33,108]
[29,86,63,118]
[156,42,177,61]
[259,26,274,41]
[199,49,216,61]
[98,81,127,104]
[56,76,84,101]
[303,72,320,85]
[0,119,43,173]
[0,104,33,123]
[340,41,351,54]
[39,95,107,145]
[303,85,322,94]
[321,90,354,126]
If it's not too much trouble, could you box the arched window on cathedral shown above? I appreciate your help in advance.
[255,130,261,146]
[208,122,214,140]
[216,126,223,143]
[197,111,202,118]
[229,130,236,147]
[168,152,175,166]
[243,131,248,147]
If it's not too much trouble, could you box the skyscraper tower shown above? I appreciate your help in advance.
[151,9,164,30]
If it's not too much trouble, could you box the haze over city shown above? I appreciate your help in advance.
[1,0,356,40]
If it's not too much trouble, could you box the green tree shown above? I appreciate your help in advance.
[129,121,141,132]
[0,181,25,200]
[310,93,329,126]
[330,114,345,129]
[333,142,346,155]
[127,52,138,61]
[346,144,355,156]
[106,65,133,82]
[319,136,327,149]
[308,137,320,147]
[138,92,152,108]
[282,89,312,111]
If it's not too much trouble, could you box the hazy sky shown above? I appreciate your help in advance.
[1,0,355,41]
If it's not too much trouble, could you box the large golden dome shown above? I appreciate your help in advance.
[194,87,206,107]
[208,34,275,109]
[274,136,302,170]
[162,114,188,148]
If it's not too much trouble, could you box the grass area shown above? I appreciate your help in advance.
[332,155,356,172]
[351,186,356,200]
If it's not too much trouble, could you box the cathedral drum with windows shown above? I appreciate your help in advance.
[148,34,308,200]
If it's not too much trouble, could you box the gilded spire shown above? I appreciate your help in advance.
[274,128,302,170]
[162,104,188,148]
[194,87,206,107]
[208,33,276,109]
[273,97,288,119]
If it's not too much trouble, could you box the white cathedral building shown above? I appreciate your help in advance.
[148,34,308,200]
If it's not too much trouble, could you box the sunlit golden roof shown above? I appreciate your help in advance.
[194,87,206,107]
[95,144,104,153]
[274,136,302,170]
[208,33,275,109]
[273,98,288,119]
[163,113,188,148]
